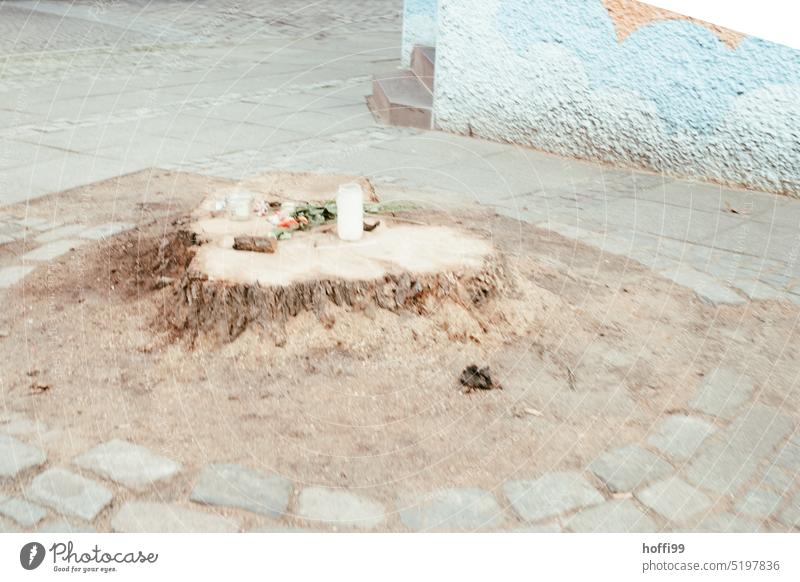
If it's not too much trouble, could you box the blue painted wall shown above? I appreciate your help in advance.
[430,0,800,195]
[402,0,437,66]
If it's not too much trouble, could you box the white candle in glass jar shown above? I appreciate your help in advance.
[336,182,364,241]
[227,188,254,221]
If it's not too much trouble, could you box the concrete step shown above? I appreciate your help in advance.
[410,45,435,91]
[368,69,433,130]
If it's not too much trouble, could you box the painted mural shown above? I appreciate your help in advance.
[431,0,800,195]
[602,0,743,48]
[401,0,437,65]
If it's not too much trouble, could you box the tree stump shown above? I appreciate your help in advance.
[159,175,507,344]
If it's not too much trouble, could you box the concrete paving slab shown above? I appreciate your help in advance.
[0,265,36,288]
[737,488,782,519]
[647,415,717,460]
[79,223,135,240]
[589,445,674,493]
[504,472,604,523]
[35,224,89,243]
[0,496,47,527]
[26,468,112,521]
[0,138,67,170]
[0,165,53,206]
[565,500,657,533]
[397,488,505,531]
[636,477,712,523]
[190,463,292,517]
[296,488,386,529]
[0,434,46,477]
[658,265,746,305]
[684,404,794,495]
[689,368,755,420]
[732,279,787,301]
[9,155,141,205]
[74,439,182,491]
[21,239,85,262]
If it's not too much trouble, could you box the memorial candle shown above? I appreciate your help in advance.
[336,182,364,241]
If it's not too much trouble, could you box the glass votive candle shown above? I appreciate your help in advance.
[227,189,254,221]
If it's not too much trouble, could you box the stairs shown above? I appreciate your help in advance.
[410,45,435,91]
[367,45,435,130]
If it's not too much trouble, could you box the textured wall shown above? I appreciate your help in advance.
[401,0,437,65]
[433,0,800,196]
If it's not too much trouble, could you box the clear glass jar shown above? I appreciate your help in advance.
[227,189,254,221]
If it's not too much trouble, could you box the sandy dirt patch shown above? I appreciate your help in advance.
[1,170,798,529]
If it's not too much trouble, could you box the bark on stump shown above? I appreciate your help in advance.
[158,222,507,344]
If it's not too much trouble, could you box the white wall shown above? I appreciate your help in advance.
[432,0,800,196]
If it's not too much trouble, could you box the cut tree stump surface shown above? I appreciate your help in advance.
[192,224,493,286]
[167,172,505,342]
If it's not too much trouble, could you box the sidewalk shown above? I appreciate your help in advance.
[2,2,797,304]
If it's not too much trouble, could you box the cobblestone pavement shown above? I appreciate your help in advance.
[1,404,799,532]
[0,1,799,532]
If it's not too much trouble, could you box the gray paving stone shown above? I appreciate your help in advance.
[758,270,794,290]
[190,463,291,517]
[12,217,50,230]
[0,222,25,241]
[74,439,181,491]
[504,472,604,522]
[38,520,97,533]
[684,404,794,495]
[636,477,713,523]
[732,280,785,301]
[0,265,36,288]
[689,368,754,419]
[21,239,86,262]
[658,265,746,305]
[773,436,800,472]
[0,517,21,532]
[512,522,562,532]
[694,512,764,533]
[296,487,386,529]
[26,468,112,521]
[737,488,782,519]
[589,445,673,493]
[760,464,795,493]
[647,415,717,460]
[111,501,239,533]
[0,496,47,527]
[776,493,800,530]
[397,488,505,531]
[565,500,657,533]
[35,224,89,243]
[0,434,46,478]
[79,222,135,240]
